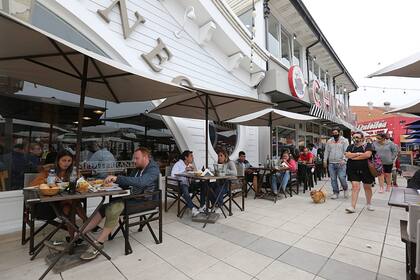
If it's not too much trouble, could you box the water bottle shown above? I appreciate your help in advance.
[68,167,78,194]
[47,169,56,186]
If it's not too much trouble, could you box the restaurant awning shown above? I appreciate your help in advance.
[0,92,104,126]
[103,113,166,129]
[367,52,420,78]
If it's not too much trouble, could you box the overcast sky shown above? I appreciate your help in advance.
[302,0,420,108]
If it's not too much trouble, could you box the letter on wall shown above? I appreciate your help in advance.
[97,0,145,39]
[172,76,194,87]
[141,38,173,72]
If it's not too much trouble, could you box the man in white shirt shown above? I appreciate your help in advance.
[171,150,199,216]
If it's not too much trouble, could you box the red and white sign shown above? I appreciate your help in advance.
[288,66,306,99]
[309,80,321,107]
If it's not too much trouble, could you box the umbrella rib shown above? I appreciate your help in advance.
[206,95,221,122]
[154,95,199,112]
[90,58,120,103]
[88,73,134,81]
[48,38,82,78]
[25,58,80,80]
[0,51,79,61]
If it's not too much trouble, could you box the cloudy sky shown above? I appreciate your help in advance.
[302,0,420,108]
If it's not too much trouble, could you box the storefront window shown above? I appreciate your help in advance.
[298,135,305,149]
[209,121,238,156]
[306,122,313,133]
[281,29,291,66]
[267,15,280,58]
[313,124,320,134]
[313,62,319,80]
[306,136,313,147]
[238,8,253,32]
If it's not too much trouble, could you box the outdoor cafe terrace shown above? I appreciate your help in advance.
[0,176,408,280]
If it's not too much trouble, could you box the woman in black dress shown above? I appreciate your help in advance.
[345,131,375,213]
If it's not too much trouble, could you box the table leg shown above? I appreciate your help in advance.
[38,197,109,280]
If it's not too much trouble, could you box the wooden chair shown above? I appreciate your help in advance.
[223,177,245,215]
[0,170,8,191]
[109,190,162,255]
[287,172,299,196]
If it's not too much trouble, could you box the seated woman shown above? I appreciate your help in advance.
[199,149,237,212]
[271,151,297,195]
[31,149,87,250]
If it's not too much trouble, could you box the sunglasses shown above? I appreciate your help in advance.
[353,136,362,139]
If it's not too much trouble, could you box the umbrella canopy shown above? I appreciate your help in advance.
[367,52,420,78]
[151,87,273,167]
[228,108,317,159]
[0,12,191,103]
[103,113,166,129]
[0,11,191,167]
[387,99,420,116]
[151,88,273,121]
[0,118,67,133]
[228,108,317,127]
[0,93,104,126]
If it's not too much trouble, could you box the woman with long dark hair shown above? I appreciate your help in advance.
[31,150,87,250]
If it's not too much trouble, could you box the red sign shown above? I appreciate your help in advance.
[288,66,305,99]
[309,80,321,107]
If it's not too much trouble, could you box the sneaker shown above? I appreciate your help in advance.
[366,204,375,211]
[378,188,384,193]
[330,193,339,200]
[198,205,206,213]
[191,207,200,217]
[44,240,67,252]
[343,190,349,198]
[80,241,103,261]
[345,206,356,213]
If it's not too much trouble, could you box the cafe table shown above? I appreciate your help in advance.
[175,172,238,227]
[388,187,420,211]
[23,186,128,280]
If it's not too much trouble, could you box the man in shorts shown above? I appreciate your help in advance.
[80,147,160,260]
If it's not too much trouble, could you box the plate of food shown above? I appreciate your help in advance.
[39,183,60,196]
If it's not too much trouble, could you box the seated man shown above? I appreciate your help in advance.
[299,147,314,164]
[235,151,254,182]
[171,150,199,216]
[80,147,159,260]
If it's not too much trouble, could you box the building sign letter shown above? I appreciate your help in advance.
[141,38,172,72]
[288,66,305,99]
[97,0,145,39]
[172,76,193,87]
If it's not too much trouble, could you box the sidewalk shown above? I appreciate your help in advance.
[0,177,407,280]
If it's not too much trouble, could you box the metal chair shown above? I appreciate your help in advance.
[223,177,245,215]
[109,190,162,255]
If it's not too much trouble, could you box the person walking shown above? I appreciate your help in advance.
[373,133,398,193]
[345,132,375,213]
[323,127,349,199]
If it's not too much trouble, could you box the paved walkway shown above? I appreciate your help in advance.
[0,177,407,280]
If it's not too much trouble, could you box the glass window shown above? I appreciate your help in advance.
[293,40,301,66]
[308,56,314,80]
[313,62,319,80]
[320,69,326,85]
[238,8,253,32]
[209,121,238,156]
[306,122,313,133]
[298,135,305,149]
[306,136,313,148]
[267,15,280,58]
[281,29,291,65]
[313,124,320,134]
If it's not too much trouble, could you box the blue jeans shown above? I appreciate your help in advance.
[180,184,194,209]
[328,163,348,194]
[200,181,227,207]
[271,171,290,193]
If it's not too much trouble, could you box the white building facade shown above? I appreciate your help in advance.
[0,0,357,233]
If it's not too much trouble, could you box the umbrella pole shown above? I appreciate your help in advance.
[205,94,209,169]
[28,127,32,146]
[269,112,273,160]
[75,55,89,172]
[48,123,53,147]
[145,126,148,148]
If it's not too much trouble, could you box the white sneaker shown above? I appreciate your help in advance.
[198,205,206,213]
[191,207,200,217]
[366,204,375,211]
[343,190,349,198]
[345,206,356,213]
[330,193,339,200]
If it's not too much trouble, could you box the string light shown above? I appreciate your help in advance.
[360,85,420,95]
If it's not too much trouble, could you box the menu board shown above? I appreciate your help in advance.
[399,151,413,165]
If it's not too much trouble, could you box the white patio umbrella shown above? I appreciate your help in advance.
[151,88,273,167]
[0,11,191,166]
[386,99,420,116]
[228,108,317,158]
[367,52,420,78]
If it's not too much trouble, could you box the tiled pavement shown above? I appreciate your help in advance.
[0,177,408,280]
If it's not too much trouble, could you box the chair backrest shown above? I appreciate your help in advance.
[165,176,181,187]
[24,173,39,187]
[235,164,245,177]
